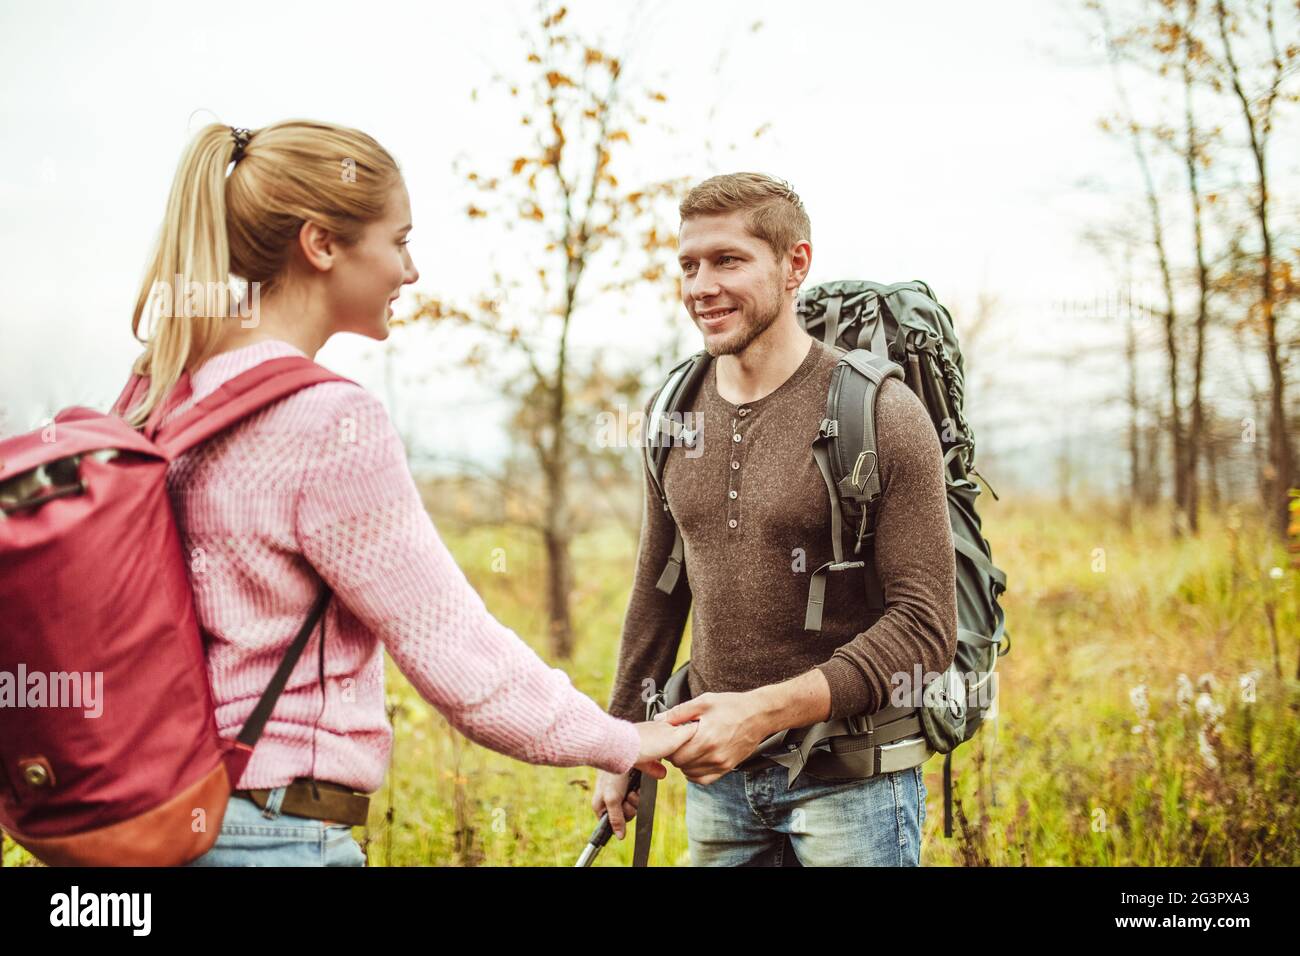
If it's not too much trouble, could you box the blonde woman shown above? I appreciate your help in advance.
[118,120,691,866]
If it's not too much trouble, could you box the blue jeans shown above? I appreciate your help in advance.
[184,786,366,867]
[686,763,927,866]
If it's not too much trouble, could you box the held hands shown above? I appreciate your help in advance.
[652,690,773,785]
[589,690,778,835]
[633,717,698,781]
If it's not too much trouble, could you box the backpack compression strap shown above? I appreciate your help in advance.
[222,583,333,787]
[803,290,889,357]
[804,349,904,631]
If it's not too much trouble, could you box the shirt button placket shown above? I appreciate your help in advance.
[728,410,749,533]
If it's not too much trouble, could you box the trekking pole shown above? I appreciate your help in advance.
[575,768,642,867]
[575,678,681,866]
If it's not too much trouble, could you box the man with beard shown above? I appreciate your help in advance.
[593,173,957,866]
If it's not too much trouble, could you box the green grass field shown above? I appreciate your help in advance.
[5,498,1297,867]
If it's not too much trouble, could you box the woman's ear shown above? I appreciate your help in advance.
[297,220,336,274]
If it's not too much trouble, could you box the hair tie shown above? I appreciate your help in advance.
[230,127,252,164]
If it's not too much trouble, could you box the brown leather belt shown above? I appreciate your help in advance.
[235,779,370,827]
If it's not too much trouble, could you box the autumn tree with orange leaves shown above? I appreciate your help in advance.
[400,3,689,658]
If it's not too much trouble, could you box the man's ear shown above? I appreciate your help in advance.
[787,239,812,291]
[298,220,336,274]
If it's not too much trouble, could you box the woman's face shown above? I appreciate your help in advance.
[328,180,419,341]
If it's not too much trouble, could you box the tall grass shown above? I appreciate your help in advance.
[4,498,1295,866]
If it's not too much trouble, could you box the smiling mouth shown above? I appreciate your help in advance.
[698,308,737,325]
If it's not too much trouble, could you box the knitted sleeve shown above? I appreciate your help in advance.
[293,383,640,773]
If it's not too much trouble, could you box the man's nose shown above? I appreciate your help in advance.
[690,264,720,300]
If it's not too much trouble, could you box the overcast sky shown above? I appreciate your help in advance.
[2,0,1295,492]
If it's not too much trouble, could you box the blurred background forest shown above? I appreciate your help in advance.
[2,0,1298,865]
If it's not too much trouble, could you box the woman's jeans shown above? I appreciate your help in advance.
[685,763,927,866]
[184,786,366,867]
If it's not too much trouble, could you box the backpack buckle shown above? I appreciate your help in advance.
[828,560,865,572]
[850,450,877,490]
[853,500,879,554]
[819,418,838,438]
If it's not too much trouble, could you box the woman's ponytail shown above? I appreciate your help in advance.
[124,123,243,428]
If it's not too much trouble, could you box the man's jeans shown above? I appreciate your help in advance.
[184,786,366,867]
[686,763,927,866]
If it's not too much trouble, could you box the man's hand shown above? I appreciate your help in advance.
[654,670,833,785]
[652,690,774,785]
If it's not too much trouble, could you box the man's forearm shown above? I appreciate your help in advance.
[747,668,833,737]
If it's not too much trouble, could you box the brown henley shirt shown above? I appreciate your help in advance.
[608,335,958,725]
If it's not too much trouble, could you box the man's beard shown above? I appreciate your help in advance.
[702,280,784,358]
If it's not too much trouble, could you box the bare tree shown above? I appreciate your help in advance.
[1144,0,1222,533]
[1092,0,1191,530]
[1210,0,1299,536]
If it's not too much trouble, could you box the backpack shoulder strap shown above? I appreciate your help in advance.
[645,351,710,595]
[149,357,357,460]
[804,348,904,631]
[644,351,710,504]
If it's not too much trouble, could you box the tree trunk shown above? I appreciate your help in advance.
[1125,305,1141,528]
[542,366,574,659]
[1205,426,1221,510]
[543,522,574,659]
[1144,415,1162,507]
[1180,1,1210,535]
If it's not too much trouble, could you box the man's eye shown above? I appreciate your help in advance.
[718,256,736,265]
[682,262,697,274]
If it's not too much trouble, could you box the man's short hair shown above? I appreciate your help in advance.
[679,172,811,262]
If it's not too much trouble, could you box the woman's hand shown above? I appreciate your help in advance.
[632,716,698,779]
[591,720,697,839]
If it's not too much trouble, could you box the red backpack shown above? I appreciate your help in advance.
[0,355,354,865]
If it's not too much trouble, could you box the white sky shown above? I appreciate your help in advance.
[1,0,1296,492]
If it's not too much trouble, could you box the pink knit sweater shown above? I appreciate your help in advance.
[158,339,640,792]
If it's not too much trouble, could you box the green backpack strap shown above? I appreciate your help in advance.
[805,348,904,632]
[646,351,711,596]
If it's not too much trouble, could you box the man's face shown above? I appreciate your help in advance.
[678,211,788,357]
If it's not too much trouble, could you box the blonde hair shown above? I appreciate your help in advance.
[123,119,402,428]
[679,172,811,261]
